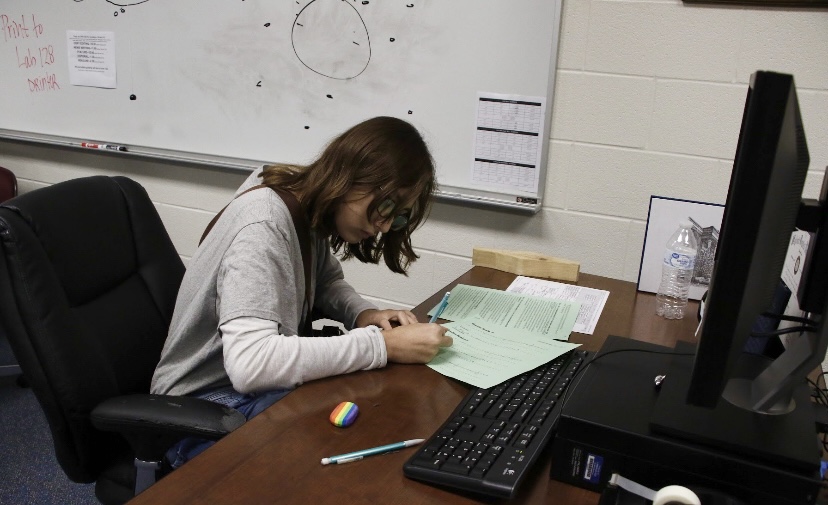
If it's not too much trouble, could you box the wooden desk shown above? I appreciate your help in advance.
[128,267,699,505]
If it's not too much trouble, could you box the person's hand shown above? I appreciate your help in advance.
[381,323,453,363]
[356,308,418,330]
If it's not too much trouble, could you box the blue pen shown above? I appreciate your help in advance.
[429,291,451,323]
[320,438,425,465]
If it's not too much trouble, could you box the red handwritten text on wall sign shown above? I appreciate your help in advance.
[2,14,60,92]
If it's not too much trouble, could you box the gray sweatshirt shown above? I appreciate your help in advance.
[151,169,386,396]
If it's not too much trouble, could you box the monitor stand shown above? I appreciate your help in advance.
[649,341,819,473]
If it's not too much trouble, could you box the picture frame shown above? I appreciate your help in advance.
[637,196,725,300]
[683,0,828,7]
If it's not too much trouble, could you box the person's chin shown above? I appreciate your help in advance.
[357,232,375,243]
[344,233,365,244]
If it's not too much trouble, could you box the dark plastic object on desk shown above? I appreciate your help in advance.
[0,166,17,202]
[0,165,21,381]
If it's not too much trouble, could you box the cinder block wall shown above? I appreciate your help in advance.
[1,0,826,310]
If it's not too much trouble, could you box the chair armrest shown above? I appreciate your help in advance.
[91,393,246,461]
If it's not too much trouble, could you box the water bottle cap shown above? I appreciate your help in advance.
[680,220,693,229]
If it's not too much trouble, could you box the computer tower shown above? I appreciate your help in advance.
[550,336,821,505]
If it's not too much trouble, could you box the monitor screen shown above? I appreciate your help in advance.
[685,70,818,412]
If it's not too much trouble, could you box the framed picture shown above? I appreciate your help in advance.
[637,196,725,300]
[683,0,828,6]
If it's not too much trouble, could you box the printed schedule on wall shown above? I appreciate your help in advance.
[471,92,546,199]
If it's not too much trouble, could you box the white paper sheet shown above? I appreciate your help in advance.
[780,230,810,350]
[67,30,115,88]
[505,276,609,335]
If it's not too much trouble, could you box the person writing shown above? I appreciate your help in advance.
[151,116,453,466]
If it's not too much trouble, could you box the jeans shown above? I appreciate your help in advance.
[166,385,293,468]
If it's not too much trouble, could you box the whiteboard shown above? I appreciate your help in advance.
[0,0,562,212]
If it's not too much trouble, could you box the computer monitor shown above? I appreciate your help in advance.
[684,70,827,414]
[552,71,825,501]
[649,71,828,467]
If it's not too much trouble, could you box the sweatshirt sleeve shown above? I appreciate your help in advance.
[220,316,387,394]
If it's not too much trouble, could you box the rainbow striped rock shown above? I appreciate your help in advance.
[329,401,359,427]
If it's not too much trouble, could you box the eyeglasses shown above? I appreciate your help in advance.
[376,198,409,231]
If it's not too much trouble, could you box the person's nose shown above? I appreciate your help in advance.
[376,216,393,234]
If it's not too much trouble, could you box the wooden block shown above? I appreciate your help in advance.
[472,247,580,282]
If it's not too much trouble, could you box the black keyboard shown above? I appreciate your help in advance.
[403,349,592,499]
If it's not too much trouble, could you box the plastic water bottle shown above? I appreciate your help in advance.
[655,221,698,319]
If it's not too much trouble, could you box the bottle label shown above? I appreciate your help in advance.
[663,250,695,269]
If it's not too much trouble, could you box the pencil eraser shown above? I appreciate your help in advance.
[330,401,359,427]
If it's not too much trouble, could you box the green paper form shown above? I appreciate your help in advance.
[428,284,581,340]
[427,284,582,389]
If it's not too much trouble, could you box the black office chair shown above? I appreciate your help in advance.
[0,176,245,504]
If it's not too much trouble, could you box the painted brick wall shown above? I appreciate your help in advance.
[1,0,826,310]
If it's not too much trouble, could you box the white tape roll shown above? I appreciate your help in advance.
[653,485,701,505]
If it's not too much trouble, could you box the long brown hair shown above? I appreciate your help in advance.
[260,116,436,274]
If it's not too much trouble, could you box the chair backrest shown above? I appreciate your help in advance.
[0,176,185,483]
[0,166,17,202]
